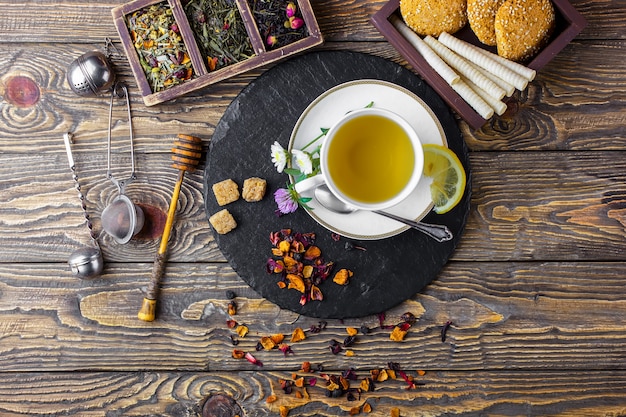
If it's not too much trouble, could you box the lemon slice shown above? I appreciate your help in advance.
[422,144,467,214]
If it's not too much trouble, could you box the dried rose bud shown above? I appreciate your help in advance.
[266,35,278,46]
[286,2,297,17]
[170,23,179,33]
[289,17,305,30]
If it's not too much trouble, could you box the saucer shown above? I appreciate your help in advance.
[289,79,447,240]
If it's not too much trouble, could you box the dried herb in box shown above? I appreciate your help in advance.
[126,2,194,92]
[248,0,308,50]
[184,0,254,72]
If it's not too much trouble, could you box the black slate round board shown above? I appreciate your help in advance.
[204,50,470,319]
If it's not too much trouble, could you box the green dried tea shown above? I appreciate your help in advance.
[184,0,254,71]
[126,2,194,92]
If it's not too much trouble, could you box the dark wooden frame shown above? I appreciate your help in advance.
[112,0,323,106]
[371,0,587,130]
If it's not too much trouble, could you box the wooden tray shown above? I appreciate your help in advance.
[112,0,323,106]
[371,0,587,130]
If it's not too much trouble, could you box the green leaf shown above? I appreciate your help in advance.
[284,168,302,176]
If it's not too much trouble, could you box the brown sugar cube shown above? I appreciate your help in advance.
[209,209,237,235]
[242,177,267,202]
[212,179,239,206]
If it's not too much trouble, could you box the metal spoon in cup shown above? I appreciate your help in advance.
[314,184,453,242]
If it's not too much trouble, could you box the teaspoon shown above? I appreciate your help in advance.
[314,185,453,242]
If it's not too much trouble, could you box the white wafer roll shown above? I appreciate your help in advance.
[424,35,506,100]
[390,15,460,86]
[450,80,494,120]
[462,77,508,116]
[468,61,516,97]
[438,32,530,91]
[438,32,536,81]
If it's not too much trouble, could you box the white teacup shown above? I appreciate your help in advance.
[294,107,424,211]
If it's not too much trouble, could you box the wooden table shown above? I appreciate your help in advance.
[1,1,625,415]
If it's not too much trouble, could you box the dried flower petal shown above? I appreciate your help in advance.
[232,349,245,359]
[294,376,305,388]
[271,334,285,344]
[376,369,389,382]
[304,245,321,260]
[390,326,408,342]
[266,395,277,403]
[226,319,238,329]
[287,274,306,293]
[363,402,372,413]
[333,268,353,285]
[260,336,276,350]
[300,361,312,373]
[345,350,355,357]
[227,301,237,316]
[349,406,361,415]
[278,343,294,356]
[291,327,306,342]
[310,285,323,301]
[236,325,249,338]
[245,352,263,366]
[346,327,358,337]
[391,407,400,417]
[279,405,289,417]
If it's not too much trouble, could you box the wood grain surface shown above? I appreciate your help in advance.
[1,0,625,416]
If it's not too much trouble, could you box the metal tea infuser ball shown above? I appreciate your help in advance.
[63,132,104,279]
[100,82,145,244]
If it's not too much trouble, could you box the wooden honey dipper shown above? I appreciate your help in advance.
[138,134,203,321]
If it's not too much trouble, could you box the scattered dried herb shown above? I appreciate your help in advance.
[248,0,308,50]
[228,300,237,315]
[344,241,367,252]
[184,0,254,71]
[267,229,340,305]
[126,2,194,92]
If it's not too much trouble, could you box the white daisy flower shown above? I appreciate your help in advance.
[292,149,313,175]
[270,141,288,173]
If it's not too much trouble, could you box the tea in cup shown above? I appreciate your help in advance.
[294,107,423,211]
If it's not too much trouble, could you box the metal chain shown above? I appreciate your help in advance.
[64,132,101,248]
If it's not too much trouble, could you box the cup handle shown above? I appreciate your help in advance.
[294,175,325,194]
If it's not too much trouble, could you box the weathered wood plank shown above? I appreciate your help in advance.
[0,370,626,416]
[2,151,626,262]
[0,0,620,43]
[1,40,623,153]
[2,261,626,372]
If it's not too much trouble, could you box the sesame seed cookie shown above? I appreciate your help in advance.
[400,0,468,37]
[468,0,505,46]
[494,0,556,62]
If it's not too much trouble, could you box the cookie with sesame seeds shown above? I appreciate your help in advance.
[468,0,505,46]
[494,0,556,62]
[400,0,468,37]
